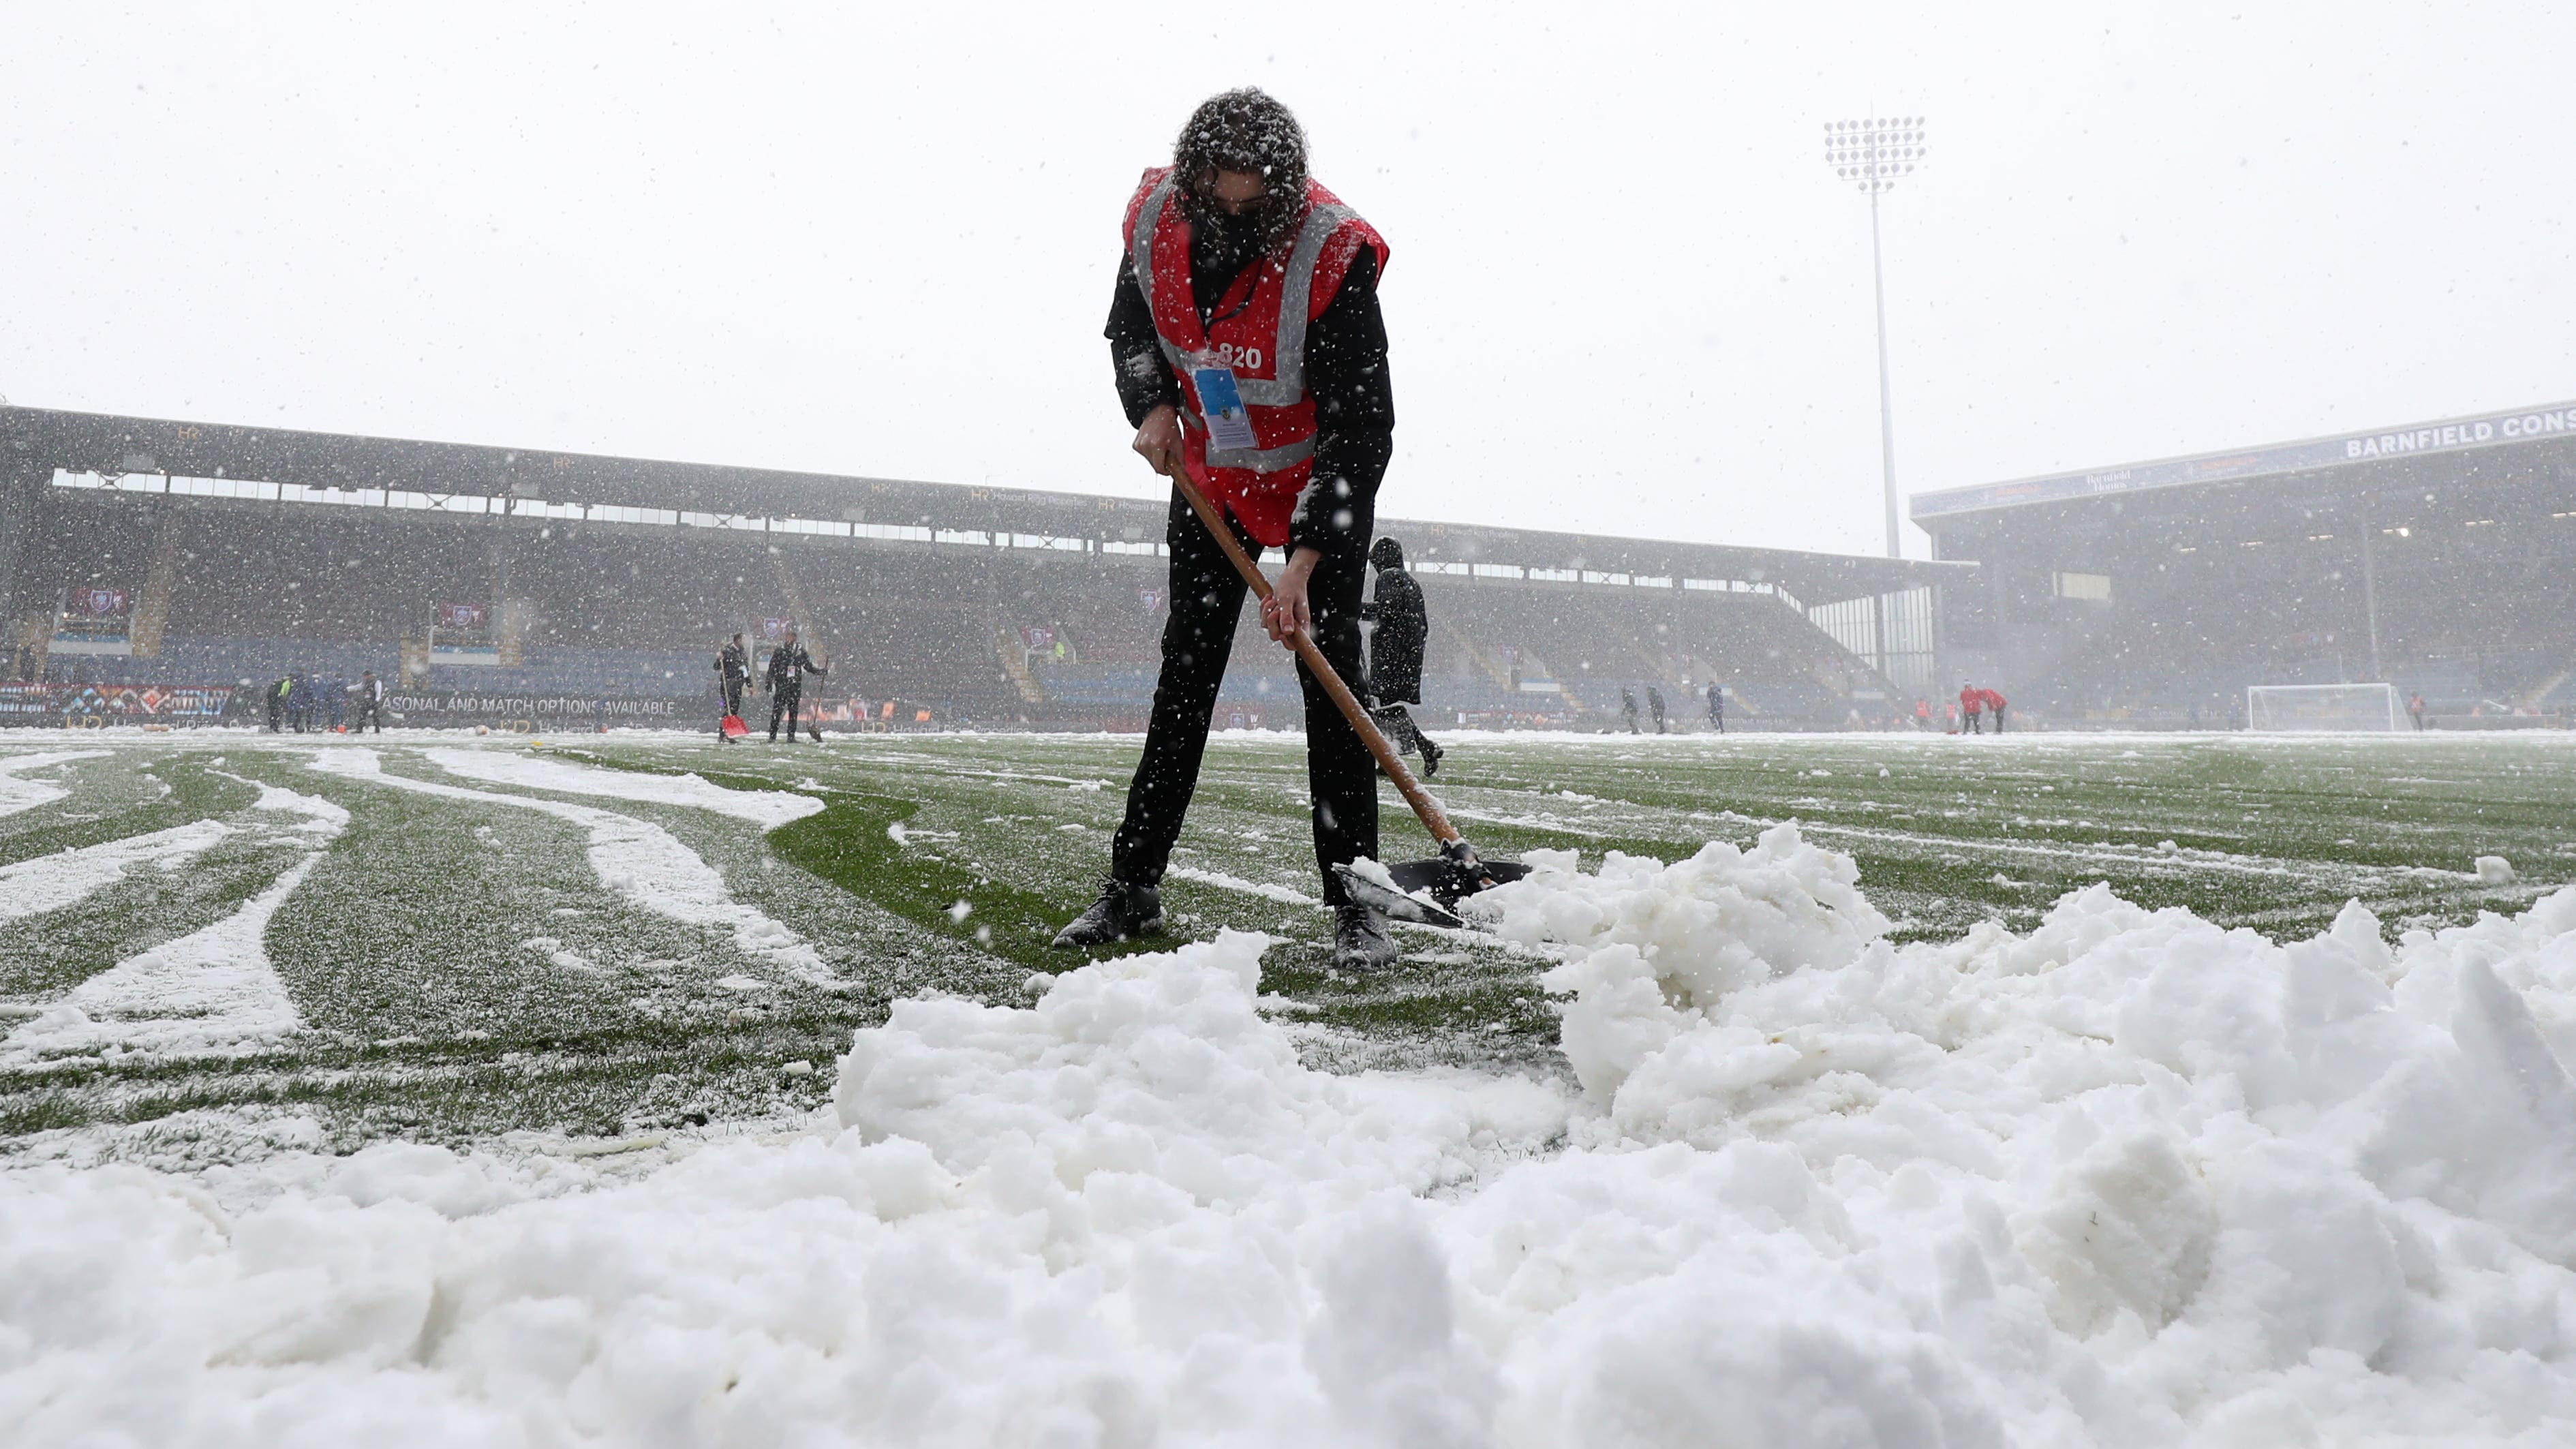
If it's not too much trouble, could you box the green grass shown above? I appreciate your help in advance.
[4,728,2571,1157]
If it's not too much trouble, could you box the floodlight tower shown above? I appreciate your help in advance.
[1824,116,1926,560]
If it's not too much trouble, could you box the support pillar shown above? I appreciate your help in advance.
[2359,514,2384,682]
[130,510,181,658]
[0,468,36,632]
[0,469,40,682]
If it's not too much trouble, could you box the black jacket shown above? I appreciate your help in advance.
[764,643,825,692]
[716,643,750,688]
[1362,564,1428,703]
[1106,230,1394,560]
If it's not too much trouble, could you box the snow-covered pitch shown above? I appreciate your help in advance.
[6,729,2576,1445]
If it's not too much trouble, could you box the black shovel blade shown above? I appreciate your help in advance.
[1333,852,1533,930]
[1388,854,1533,903]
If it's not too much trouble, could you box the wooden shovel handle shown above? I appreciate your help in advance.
[1164,465,1462,849]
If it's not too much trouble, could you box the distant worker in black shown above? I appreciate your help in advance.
[763,629,827,742]
[1646,686,1668,735]
[288,672,316,733]
[1620,687,1640,734]
[715,633,752,742]
[354,671,389,733]
[324,675,348,733]
[1707,680,1726,734]
[1360,536,1443,778]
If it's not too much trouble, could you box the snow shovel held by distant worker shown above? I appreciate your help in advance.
[720,671,750,740]
[1163,461,1526,930]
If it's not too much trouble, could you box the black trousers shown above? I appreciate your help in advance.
[1112,491,1375,906]
[1370,701,1434,759]
[768,686,802,739]
[354,701,386,733]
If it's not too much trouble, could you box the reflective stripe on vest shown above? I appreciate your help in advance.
[1126,177,1358,410]
[1186,427,1316,474]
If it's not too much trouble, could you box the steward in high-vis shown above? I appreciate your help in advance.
[1056,87,1402,969]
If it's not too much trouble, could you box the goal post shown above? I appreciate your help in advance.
[2244,682,2404,733]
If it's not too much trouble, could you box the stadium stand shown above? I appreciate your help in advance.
[1916,400,2576,727]
[1,406,1962,731]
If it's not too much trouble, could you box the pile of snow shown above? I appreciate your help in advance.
[10,827,2576,1442]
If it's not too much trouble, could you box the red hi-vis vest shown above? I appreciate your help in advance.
[1122,167,1389,548]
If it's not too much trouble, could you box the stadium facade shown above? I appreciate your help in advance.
[1,406,1964,731]
[1913,399,2576,724]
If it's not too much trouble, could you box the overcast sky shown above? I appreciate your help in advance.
[6,3,2570,558]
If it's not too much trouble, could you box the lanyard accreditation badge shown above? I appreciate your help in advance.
[1189,355,1261,453]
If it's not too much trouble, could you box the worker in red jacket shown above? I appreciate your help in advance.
[1959,683,1984,734]
[1980,686,2009,733]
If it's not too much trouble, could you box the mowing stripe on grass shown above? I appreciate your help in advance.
[0,820,234,921]
[424,748,825,829]
[307,748,848,990]
[0,783,347,1065]
[0,751,113,820]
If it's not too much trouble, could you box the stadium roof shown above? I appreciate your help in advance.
[1911,397,2576,525]
[2,405,1965,607]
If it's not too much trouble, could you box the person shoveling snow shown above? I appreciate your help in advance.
[1058,87,1529,970]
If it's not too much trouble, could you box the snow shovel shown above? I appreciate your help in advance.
[1165,461,1526,928]
[720,676,749,741]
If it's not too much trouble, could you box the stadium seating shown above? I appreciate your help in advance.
[14,487,1903,729]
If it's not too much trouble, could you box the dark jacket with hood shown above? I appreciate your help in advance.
[716,641,751,690]
[765,642,825,695]
[1360,536,1428,703]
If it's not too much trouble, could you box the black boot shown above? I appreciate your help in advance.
[1331,902,1399,971]
[1420,738,1444,778]
[1052,879,1164,948]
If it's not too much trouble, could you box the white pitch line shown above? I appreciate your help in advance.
[308,749,846,989]
[422,748,823,829]
[0,750,112,819]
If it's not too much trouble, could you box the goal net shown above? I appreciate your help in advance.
[2244,682,2403,733]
